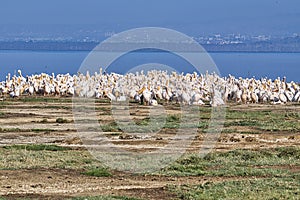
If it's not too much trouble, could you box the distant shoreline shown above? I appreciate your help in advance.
[1,41,300,53]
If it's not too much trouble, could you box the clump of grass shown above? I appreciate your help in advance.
[20,97,72,103]
[167,115,180,122]
[71,196,142,200]
[171,177,300,200]
[168,155,206,176]
[224,120,260,127]
[82,167,112,177]
[162,114,181,129]
[31,128,56,133]
[198,121,209,129]
[276,146,300,159]
[135,117,150,126]
[2,144,71,151]
[101,121,121,132]
[56,117,69,123]
[40,118,48,123]
[284,111,300,119]
[0,127,26,132]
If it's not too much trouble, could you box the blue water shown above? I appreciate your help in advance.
[0,50,88,79]
[0,50,299,82]
[211,52,300,82]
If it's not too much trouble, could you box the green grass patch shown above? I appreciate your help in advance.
[167,114,180,122]
[71,195,142,200]
[224,108,300,132]
[162,147,300,177]
[135,117,151,126]
[224,120,260,127]
[276,146,300,159]
[171,177,300,200]
[99,106,300,132]
[101,121,121,132]
[163,114,181,129]
[82,167,112,177]
[2,144,71,151]
[19,97,72,103]
[0,146,102,170]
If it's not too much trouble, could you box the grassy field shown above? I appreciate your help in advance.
[0,96,299,199]
[0,144,299,199]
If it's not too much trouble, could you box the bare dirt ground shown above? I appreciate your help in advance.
[0,97,299,199]
[2,168,272,200]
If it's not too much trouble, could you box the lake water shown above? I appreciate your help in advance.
[0,50,299,82]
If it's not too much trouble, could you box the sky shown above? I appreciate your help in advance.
[0,0,300,81]
[1,0,300,36]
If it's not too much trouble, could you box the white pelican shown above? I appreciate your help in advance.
[293,91,300,102]
[150,99,158,106]
[241,88,248,104]
[1,69,299,107]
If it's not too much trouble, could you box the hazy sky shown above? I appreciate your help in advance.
[1,0,300,35]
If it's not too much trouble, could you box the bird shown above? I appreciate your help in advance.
[241,88,248,104]
[293,91,300,102]
[149,99,158,106]
[1,69,299,107]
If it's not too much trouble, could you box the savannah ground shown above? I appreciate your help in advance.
[0,97,299,200]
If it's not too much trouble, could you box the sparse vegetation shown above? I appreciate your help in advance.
[19,96,73,103]
[40,118,48,123]
[170,177,300,200]
[2,144,71,151]
[31,128,57,132]
[101,121,121,132]
[165,147,300,199]
[162,147,300,177]
[0,127,23,132]
[0,127,64,133]
[0,145,102,170]
[71,196,142,200]
[56,117,70,123]
[82,167,112,177]
[0,97,300,199]
[224,108,300,133]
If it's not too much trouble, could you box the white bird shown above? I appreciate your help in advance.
[279,93,287,104]
[150,99,158,106]
[293,91,300,102]
[210,87,225,107]
[1,69,299,107]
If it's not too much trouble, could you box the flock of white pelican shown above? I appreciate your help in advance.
[0,69,300,106]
